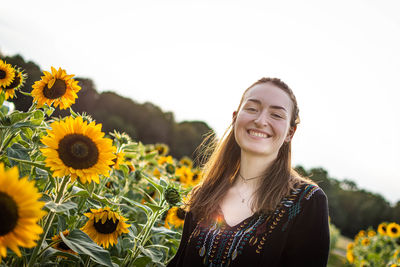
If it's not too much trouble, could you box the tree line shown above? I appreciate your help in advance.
[3,54,213,161]
[2,53,399,238]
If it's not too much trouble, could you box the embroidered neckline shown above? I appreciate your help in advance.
[187,183,320,267]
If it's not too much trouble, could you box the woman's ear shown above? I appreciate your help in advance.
[285,125,297,143]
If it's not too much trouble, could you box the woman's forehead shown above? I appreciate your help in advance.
[243,83,292,110]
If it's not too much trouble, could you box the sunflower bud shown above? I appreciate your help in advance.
[164,187,180,206]
[165,163,175,174]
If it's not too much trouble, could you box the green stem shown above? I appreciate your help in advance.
[126,199,167,266]
[27,176,70,267]
[84,256,91,267]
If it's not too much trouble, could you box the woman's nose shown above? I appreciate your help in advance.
[254,111,269,127]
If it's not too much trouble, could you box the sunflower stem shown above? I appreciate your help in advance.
[84,256,91,267]
[126,199,167,266]
[27,176,70,267]
[27,101,37,113]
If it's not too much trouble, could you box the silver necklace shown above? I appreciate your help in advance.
[239,172,264,183]
[236,186,247,203]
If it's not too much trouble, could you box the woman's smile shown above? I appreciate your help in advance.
[247,129,272,139]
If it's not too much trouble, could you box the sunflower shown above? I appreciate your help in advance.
[387,223,400,238]
[378,222,387,235]
[32,66,81,109]
[346,250,354,264]
[153,168,161,179]
[80,207,130,248]
[1,67,27,100]
[347,242,354,251]
[0,60,15,88]
[191,169,203,186]
[164,207,186,229]
[158,155,173,165]
[110,151,125,170]
[155,143,169,156]
[367,230,376,237]
[40,116,116,184]
[0,163,46,262]
[51,230,77,255]
[355,230,366,242]
[175,166,193,187]
[361,238,370,246]
[179,156,193,168]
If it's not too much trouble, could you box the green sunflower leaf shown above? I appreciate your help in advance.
[146,203,164,213]
[120,196,152,216]
[132,256,152,267]
[45,200,77,213]
[9,110,31,124]
[139,245,163,263]
[6,143,30,166]
[60,230,114,267]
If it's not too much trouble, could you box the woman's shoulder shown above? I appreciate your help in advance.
[291,181,327,202]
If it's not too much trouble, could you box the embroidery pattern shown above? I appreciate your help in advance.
[189,183,319,266]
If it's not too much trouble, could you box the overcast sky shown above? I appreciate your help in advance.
[1,0,399,204]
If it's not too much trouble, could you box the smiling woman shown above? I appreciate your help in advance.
[167,77,330,267]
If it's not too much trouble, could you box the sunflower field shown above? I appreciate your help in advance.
[0,61,199,266]
[345,222,400,267]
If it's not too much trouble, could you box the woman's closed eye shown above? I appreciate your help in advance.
[245,107,258,112]
[271,113,283,119]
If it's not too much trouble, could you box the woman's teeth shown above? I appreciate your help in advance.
[248,130,269,138]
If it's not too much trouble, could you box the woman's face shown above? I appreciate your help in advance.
[233,82,294,157]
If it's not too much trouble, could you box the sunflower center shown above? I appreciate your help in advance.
[177,208,186,220]
[93,218,119,234]
[4,74,21,90]
[58,134,99,169]
[0,70,6,79]
[0,192,19,236]
[58,241,71,251]
[392,227,398,234]
[43,79,67,99]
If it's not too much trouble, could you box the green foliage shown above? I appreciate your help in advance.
[0,74,203,265]
[295,166,398,238]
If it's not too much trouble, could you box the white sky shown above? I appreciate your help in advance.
[1,0,399,204]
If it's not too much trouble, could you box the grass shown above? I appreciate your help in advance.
[328,235,352,267]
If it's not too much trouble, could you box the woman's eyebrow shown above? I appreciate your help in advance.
[247,99,287,112]
[247,99,262,105]
[270,105,287,112]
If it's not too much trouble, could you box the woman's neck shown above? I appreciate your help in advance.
[237,150,277,189]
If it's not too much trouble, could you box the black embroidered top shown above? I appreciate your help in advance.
[167,183,330,267]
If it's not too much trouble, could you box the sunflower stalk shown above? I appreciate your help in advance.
[27,176,70,267]
[125,198,167,266]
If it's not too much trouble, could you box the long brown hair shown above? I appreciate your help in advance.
[189,78,315,221]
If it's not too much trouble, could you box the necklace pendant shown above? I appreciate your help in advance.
[241,198,245,203]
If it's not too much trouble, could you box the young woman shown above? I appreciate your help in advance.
[168,78,330,267]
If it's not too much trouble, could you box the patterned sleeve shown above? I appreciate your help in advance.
[279,187,330,267]
[166,211,195,267]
